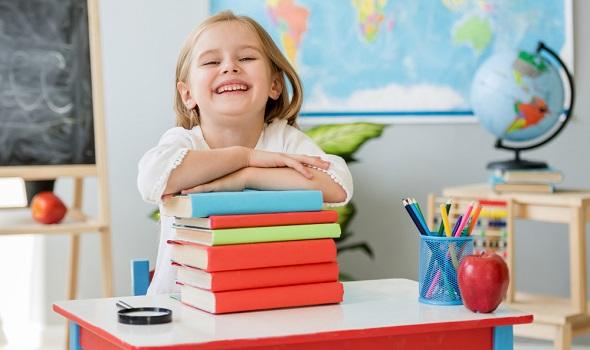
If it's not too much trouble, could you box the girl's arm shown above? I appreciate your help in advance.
[164,147,331,197]
[181,166,347,204]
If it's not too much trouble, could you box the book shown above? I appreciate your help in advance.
[493,182,554,193]
[172,223,341,246]
[168,239,337,272]
[173,210,339,229]
[489,174,555,193]
[179,281,344,314]
[175,261,339,292]
[494,168,563,184]
[161,190,323,218]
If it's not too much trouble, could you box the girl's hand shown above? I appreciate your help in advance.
[181,168,248,194]
[247,149,330,179]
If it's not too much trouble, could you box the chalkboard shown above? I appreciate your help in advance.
[0,0,95,166]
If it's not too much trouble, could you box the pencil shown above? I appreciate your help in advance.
[402,199,428,236]
[467,203,482,235]
[410,198,430,234]
[437,200,451,236]
[454,201,474,237]
[440,202,452,237]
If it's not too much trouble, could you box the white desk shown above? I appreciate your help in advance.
[54,279,532,350]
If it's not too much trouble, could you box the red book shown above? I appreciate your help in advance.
[179,281,344,314]
[175,261,339,292]
[174,210,338,229]
[168,239,337,272]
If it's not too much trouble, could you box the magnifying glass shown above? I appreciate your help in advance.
[116,300,172,325]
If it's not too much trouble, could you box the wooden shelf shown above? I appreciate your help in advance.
[507,293,590,325]
[0,208,106,235]
[0,165,97,180]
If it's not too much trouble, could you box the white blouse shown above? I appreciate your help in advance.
[137,119,353,294]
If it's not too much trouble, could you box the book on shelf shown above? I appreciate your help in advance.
[492,168,563,184]
[161,190,323,218]
[491,180,555,193]
[173,210,338,229]
[174,261,339,292]
[168,239,337,272]
[178,281,344,314]
[172,223,341,246]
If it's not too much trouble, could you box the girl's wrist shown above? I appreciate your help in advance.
[240,167,255,188]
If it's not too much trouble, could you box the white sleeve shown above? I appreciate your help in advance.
[282,125,353,207]
[137,127,193,204]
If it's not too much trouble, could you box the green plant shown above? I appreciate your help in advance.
[304,123,386,279]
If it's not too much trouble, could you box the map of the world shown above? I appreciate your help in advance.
[210,0,571,122]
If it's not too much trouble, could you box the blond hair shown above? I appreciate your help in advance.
[174,11,303,129]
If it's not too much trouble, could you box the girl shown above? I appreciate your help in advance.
[137,11,353,294]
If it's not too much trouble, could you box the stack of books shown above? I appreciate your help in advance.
[161,190,344,314]
[488,168,563,193]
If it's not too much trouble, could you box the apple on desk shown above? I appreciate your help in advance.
[458,252,509,313]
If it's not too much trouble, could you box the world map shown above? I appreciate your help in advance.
[210,0,570,122]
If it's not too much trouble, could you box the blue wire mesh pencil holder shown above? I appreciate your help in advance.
[419,234,473,305]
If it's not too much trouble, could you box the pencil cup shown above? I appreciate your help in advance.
[418,234,473,305]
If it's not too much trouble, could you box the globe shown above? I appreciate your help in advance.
[470,42,574,170]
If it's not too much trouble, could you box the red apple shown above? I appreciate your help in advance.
[31,191,67,224]
[458,252,509,313]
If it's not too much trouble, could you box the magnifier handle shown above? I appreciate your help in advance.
[116,300,134,309]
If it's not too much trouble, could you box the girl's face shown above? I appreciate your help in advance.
[179,21,282,123]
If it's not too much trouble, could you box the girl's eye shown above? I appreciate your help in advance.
[239,57,256,62]
[202,61,219,66]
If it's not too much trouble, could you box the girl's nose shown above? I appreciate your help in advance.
[222,62,239,74]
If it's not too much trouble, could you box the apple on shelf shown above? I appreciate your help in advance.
[458,252,509,313]
[30,191,68,224]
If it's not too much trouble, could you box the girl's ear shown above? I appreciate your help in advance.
[269,73,283,100]
[177,81,197,109]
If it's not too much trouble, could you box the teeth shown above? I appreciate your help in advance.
[216,84,248,93]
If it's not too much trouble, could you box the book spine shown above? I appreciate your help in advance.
[191,191,323,217]
[213,282,344,313]
[208,262,339,291]
[209,210,339,229]
[206,239,337,271]
[213,223,341,245]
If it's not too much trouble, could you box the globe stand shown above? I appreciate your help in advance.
[486,149,548,171]
[484,42,575,173]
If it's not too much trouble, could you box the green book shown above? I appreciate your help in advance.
[172,223,341,246]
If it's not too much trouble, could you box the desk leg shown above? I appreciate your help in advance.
[493,325,513,350]
[100,227,114,297]
[69,322,82,350]
[569,206,587,314]
[506,200,515,302]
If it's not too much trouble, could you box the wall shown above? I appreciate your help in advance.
[41,0,590,344]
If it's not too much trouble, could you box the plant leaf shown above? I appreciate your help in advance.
[338,272,355,281]
[149,209,160,222]
[334,202,355,233]
[305,123,386,161]
[336,242,375,259]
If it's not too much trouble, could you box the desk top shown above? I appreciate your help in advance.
[53,279,532,350]
[443,184,590,207]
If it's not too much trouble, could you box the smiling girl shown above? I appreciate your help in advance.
[137,11,353,294]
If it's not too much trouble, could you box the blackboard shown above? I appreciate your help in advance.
[0,0,95,166]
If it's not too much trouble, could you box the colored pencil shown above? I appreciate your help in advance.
[402,199,428,236]
[454,202,474,237]
[467,203,482,235]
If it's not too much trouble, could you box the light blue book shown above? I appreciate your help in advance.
[161,190,324,218]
